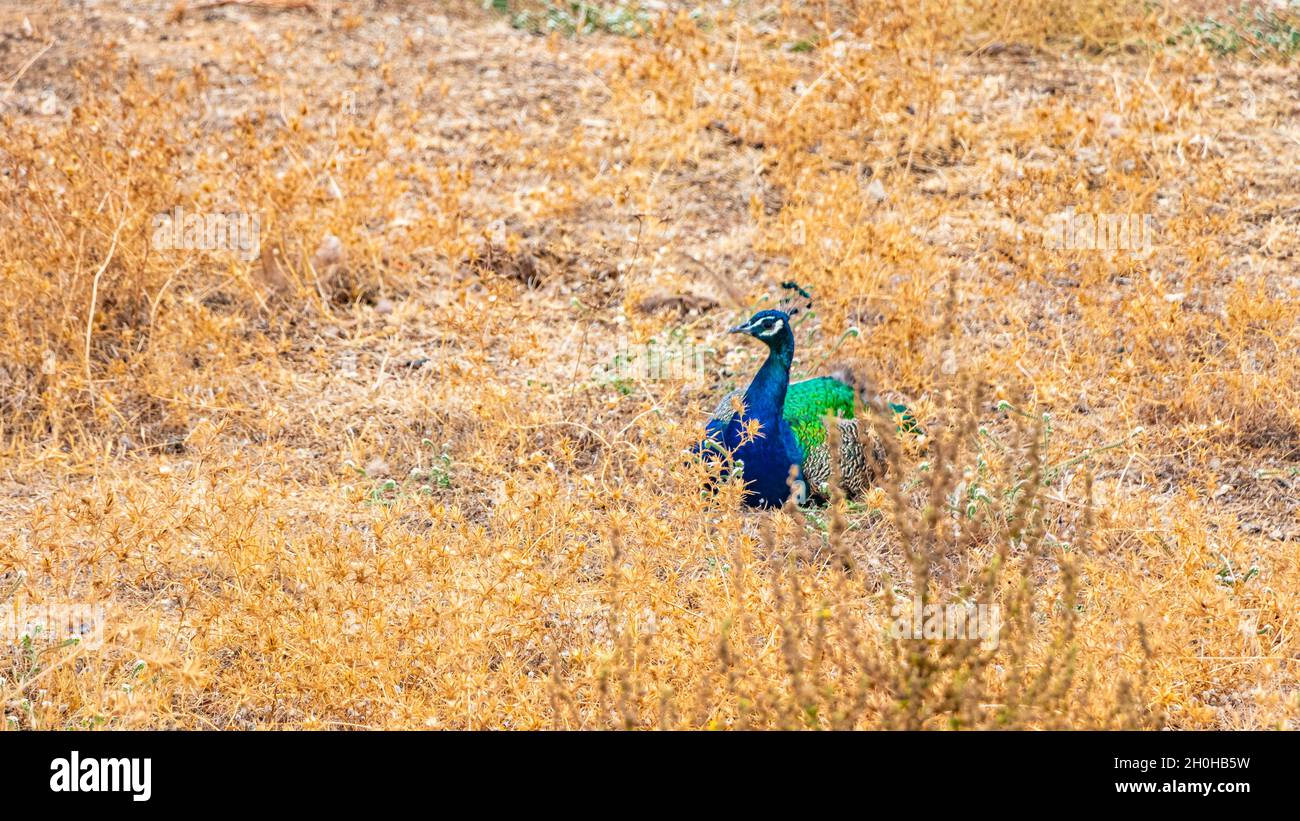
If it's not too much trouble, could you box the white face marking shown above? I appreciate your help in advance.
[758,318,784,338]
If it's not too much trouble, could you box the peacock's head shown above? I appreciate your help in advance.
[728,309,794,349]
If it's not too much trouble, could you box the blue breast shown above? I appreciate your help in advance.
[718,410,804,508]
[695,319,803,508]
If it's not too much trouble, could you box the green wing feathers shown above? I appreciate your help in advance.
[784,377,922,450]
[706,375,920,502]
[711,376,922,453]
[784,377,856,452]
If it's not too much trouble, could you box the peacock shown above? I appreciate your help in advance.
[696,297,918,509]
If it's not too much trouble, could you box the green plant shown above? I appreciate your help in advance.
[486,1,649,37]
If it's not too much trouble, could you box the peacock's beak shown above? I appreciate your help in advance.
[728,320,754,335]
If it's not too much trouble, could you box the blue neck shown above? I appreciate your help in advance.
[743,338,793,417]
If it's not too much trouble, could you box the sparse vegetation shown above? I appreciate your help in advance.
[486,0,650,37]
[1176,5,1300,58]
[0,1,1296,729]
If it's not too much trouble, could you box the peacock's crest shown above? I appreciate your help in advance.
[777,280,814,316]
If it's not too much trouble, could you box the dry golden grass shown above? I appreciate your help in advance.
[0,0,1296,729]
